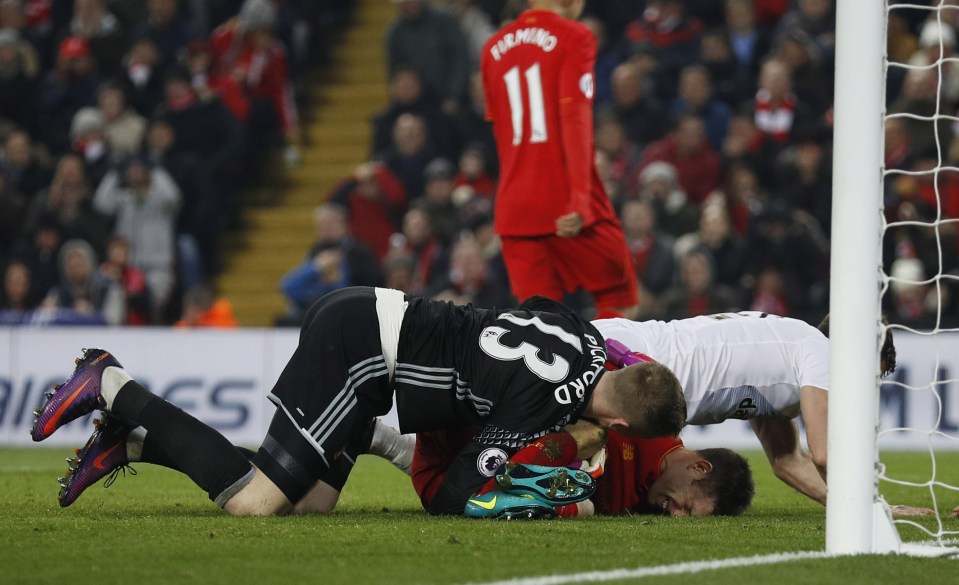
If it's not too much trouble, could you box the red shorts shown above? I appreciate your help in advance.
[501,219,638,312]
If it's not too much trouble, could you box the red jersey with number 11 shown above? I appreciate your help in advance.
[481,9,617,237]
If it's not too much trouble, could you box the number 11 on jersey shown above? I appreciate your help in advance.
[503,63,547,145]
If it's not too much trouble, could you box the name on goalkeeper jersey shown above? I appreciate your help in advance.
[490,28,557,61]
[554,334,606,405]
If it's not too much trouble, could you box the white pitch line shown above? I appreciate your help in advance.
[460,551,830,585]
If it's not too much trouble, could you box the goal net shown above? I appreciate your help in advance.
[828,0,959,555]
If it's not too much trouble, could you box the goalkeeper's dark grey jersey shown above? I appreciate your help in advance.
[395,296,608,513]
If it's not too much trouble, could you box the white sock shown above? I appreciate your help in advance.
[369,419,415,475]
[126,427,146,462]
[101,366,133,411]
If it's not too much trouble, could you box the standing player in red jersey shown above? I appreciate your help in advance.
[481,0,639,319]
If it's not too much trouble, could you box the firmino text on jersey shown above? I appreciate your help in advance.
[490,28,557,61]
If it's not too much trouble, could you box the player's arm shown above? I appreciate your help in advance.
[799,385,828,475]
[556,28,598,236]
[749,416,827,505]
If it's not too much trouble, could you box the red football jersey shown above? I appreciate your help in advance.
[481,9,617,236]
[592,433,683,515]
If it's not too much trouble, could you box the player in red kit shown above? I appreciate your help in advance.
[480,0,639,319]
[412,424,754,517]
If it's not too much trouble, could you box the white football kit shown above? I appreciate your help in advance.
[593,312,830,425]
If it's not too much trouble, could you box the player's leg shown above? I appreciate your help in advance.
[252,287,399,513]
[551,220,639,319]
[33,349,276,513]
[499,236,565,302]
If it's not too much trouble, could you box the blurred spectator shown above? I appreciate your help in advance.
[888,69,951,161]
[96,80,146,157]
[619,198,676,315]
[329,161,408,260]
[41,237,122,324]
[390,205,449,295]
[749,265,791,315]
[420,157,460,245]
[608,59,667,148]
[174,284,239,328]
[637,161,699,238]
[1,128,51,198]
[674,201,748,288]
[747,58,810,146]
[581,14,624,110]
[884,117,915,172]
[381,112,435,200]
[210,0,301,161]
[639,114,722,203]
[773,0,835,61]
[37,35,101,153]
[776,132,832,234]
[671,64,731,148]
[699,28,747,107]
[1,0,55,71]
[174,285,240,329]
[67,0,126,76]
[69,106,112,185]
[888,256,938,328]
[129,0,199,71]
[624,0,704,101]
[120,37,166,117]
[23,153,109,254]
[382,250,416,295]
[743,200,830,317]
[0,163,25,255]
[11,213,63,302]
[713,161,768,237]
[722,0,770,84]
[98,234,150,325]
[371,65,450,158]
[595,111,643,203]
[386,0,470,113]
[279,241,352,324]
[141,117,225,275]
[184,39,250,124]
[448,71,497,172]
[93,156,181,318]
[453,142,496,201]
[0,28,40,133]
[660,247,740,319]
[278,202,384,325]
[887,12,918,101]
[156,70,243,223]
[0,258,37,311]
[722,114,777,179]
[428,236,512,308]
[776,28,830,115]
[452,0,495,66]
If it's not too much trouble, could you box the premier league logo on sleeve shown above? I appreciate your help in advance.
[476,448,508,477]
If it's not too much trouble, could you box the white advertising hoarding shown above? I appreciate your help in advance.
[1,327,957,450]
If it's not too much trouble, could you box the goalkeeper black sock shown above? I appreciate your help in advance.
[111,380,254,506]
[140,436,256,471]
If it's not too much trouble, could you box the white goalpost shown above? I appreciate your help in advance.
[828,0,959,556]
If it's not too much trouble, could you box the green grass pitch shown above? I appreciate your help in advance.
[1,448,957,584]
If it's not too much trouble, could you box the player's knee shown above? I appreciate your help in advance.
[222,468,293,516]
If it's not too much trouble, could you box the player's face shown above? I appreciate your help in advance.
[646,468,715,517]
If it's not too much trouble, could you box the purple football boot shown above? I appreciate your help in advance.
[59,414,136,507]
[31,348,122,441]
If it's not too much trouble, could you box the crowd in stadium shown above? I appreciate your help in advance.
[0,0,956,329]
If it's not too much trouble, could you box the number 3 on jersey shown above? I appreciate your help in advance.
[479,314,582,382]
[503,63,547,145]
